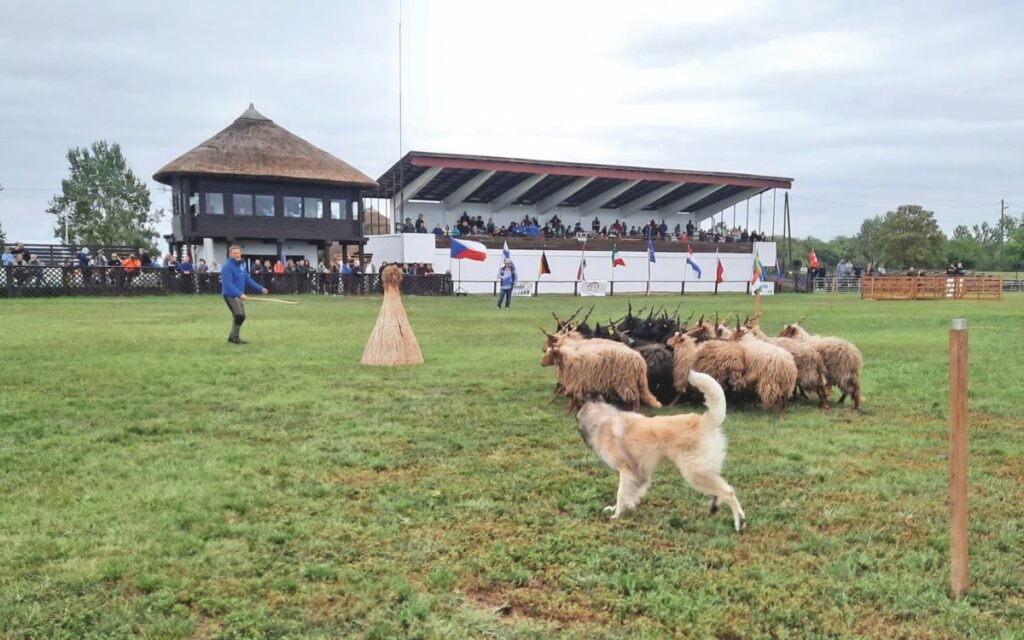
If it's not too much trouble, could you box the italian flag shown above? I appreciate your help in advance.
[612,243,626,267]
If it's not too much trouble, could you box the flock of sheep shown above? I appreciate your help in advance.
[541,305,863,419]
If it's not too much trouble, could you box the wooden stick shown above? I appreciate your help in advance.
[948,318,969,599]
[247,297,298,305]
[753,291,761,318]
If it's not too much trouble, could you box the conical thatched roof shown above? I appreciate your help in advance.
[153,104,377,188]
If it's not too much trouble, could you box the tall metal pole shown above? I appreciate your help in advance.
[771,189,777,241]
[397,0,404,225]
[758,193,763,233]
[1000,199,1008,268]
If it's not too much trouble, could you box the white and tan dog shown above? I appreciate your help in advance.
[575,370,746,532]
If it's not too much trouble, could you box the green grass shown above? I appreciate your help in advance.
[1,293,1022,639]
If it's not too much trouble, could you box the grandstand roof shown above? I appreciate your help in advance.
[367,151,792,218]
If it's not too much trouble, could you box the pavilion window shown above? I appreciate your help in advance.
[330,199,345,220]
[284,196,302,218]
[233,194,254,216]
[304,197,323,219]
[351,201,359,221]
[255,195,275,217]
[204,193,224,215]
[188,193,199,216]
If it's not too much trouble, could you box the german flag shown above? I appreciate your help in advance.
[538,251,551,277]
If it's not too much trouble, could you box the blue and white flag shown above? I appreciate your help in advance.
[647,233,656,263]
[686,244,702,279]
[502,240,510,259]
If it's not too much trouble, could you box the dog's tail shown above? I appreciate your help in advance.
[688,370,726,431]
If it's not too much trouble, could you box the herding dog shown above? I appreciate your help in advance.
[574,370,747,532]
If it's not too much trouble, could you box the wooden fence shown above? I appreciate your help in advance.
[861,276,1003,301]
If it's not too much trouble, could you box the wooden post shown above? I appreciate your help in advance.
[948,318,969,599]
[754,290,761,318]
[830,276,837,309]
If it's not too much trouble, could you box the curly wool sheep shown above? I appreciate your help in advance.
[744,322,829,409]
[543,341,661,412]
[779,323,863,410]
[735,330,798,418]
[666,331,747,402]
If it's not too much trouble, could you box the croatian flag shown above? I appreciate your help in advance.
[450,238,487,261]
[502,240,510,259]
[715,250,725,285]
[686,244,702,279]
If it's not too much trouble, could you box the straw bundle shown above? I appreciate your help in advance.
[361,265,424,366]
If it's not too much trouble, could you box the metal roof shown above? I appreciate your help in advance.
[366,151,792,216]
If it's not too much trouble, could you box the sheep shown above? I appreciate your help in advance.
[666,331,747,404]
[779,323,863,410]
[735,328,798,419]
[542,341,661,412]
[635,342,676,404]
[742,320,830,409]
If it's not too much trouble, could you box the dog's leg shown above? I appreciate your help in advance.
[606,470,649,519]
[683,469,746,532]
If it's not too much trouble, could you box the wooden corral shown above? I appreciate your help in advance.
[861,276,1002,301]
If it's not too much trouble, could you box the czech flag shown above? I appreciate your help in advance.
[450,238,487,261]
[809,248,820,269]
[612,243,625,267]
[686,244,702,279]
[715,250,725,285]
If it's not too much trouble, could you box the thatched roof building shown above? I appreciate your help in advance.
[154,104,374,266]
[154,104,376,188]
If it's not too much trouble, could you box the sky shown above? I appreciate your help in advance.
[1,0,1022,243]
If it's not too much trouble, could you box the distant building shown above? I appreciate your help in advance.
[154,104,377,266]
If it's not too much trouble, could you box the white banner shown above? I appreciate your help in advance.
[751,281,775,296]
[512,281,535,297]
[579,280,608,297]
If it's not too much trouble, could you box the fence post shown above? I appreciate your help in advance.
[534,281,538,297]
[574,282,579,297]
[948,318,969,599]
[714,281,719,295]
[680,281,685,295]
[609,281,614,296]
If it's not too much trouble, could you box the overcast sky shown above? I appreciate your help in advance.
[2,0,1022,243]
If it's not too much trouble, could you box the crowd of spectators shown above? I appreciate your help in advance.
[397,212,771,244]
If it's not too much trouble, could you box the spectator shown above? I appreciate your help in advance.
[451,225,461,238]
[496,258,517,310]
[139,249,152,268]
[432,223,444,236]
[686,220,695,238]
[401,218,414,233]
[211,260,221,273]
[2,247,14,267]
[77,247,93,284]
[659,219,668,238]
[592,216,601,233]
[15,242,31,263]
[251,260,264,274]
[486,218,495,235]
[273,260,285,274]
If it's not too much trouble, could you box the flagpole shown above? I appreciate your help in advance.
[646,254,651,296]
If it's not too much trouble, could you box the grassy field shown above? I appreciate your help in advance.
[1,292,1022,639]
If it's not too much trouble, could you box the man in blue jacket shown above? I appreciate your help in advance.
[496,258,517,310]
[222,245,268,344]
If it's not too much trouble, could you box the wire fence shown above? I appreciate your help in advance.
[0,266,453,298]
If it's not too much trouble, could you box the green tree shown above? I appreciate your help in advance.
[1006,227,1024,269]
[852,215,883,265]
[943,235,985,269]
[875,204,946,269]
[46,141,161,250]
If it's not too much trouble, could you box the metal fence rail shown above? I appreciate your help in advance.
[0,266,453,298]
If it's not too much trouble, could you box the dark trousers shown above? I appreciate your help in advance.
[497,288,513,308]
[223,296,246,340]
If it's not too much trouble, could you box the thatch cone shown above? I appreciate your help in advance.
[361,265,424,366]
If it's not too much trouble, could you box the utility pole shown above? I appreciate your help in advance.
[1000,199,1008,268]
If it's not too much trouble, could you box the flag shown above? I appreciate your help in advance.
[715,250,725,285]
[538,251,551,277]
[751,252,767,287]
[577,243,587,281]
[808,248,820,269]
[647,234,656,263]
[450,238,487,261]
[502,240,510,259]
[612,243,625,267]
[685,244,702,279]
[775,260,784,285]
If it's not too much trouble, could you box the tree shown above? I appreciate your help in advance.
[852,215,883,266]
[875,204,946,269]
[46,141,162,250]
[1006,228,1024,269]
